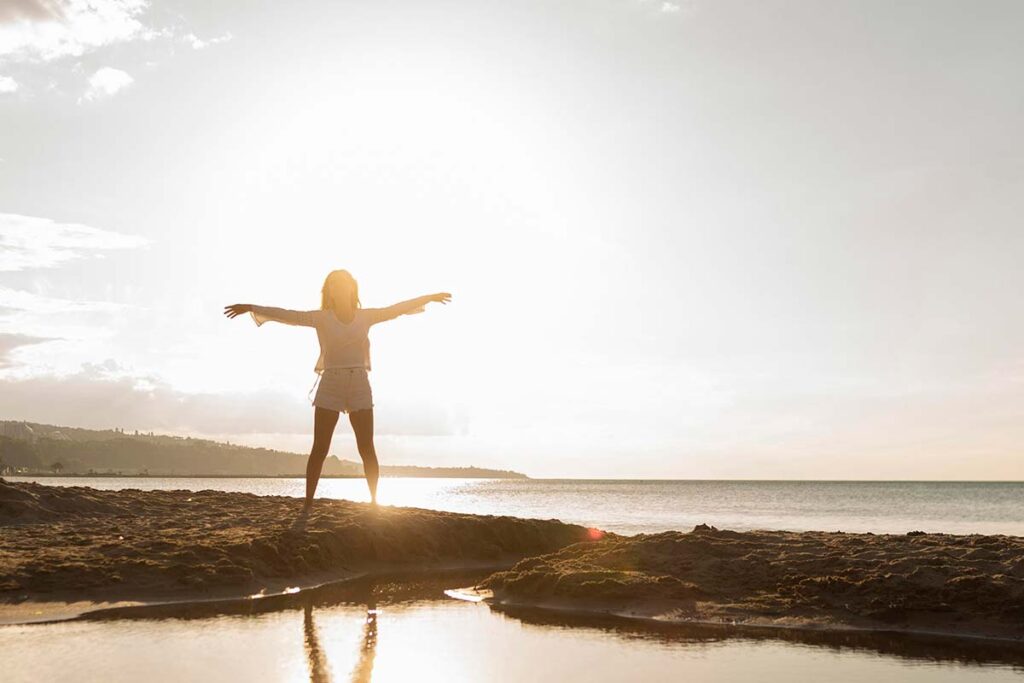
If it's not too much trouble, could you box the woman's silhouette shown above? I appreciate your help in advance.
[225,270,450,512]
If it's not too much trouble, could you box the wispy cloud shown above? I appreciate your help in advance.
[0,363,456,437]
[0,0,149,63]
[0,213,147,272]
[0,332,55,368]
[0,214,145,378]
[657,0,696,16]
[0,1,232,96]
[0,365,308,434]
[0,288,135,360]
[0,0,65,23]
[183,31,232,50]
[81,65,133,101]
[0,287,130,315]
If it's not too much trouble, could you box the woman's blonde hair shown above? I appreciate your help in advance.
[321,269,361,310]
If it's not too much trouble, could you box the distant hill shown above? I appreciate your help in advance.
[0,421,528,479]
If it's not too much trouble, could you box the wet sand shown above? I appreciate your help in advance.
[481,524,1024,641]
[4,479,1023,642]
[0,478,590,622]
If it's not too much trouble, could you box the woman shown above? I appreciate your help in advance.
[224,270,450,512]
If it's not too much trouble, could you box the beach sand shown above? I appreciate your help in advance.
[4,480,1023,642]
[0,478,590,622]
[481,524,1024,641]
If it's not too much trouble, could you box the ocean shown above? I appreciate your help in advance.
[10,476,1024,536]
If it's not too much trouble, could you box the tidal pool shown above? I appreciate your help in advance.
[2,571,1021,682]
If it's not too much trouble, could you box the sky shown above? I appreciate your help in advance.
[0,0,1022,479]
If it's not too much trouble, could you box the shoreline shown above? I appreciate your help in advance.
[13,568,1024,648]
[5,473,525,480]
[1,478,593,621]
[480,526,1024,642]
[10,474,1024,483]
[13,570,1023,650]
[3,561,512,626]
[4,479,1022,644]
[479,593,1024,645]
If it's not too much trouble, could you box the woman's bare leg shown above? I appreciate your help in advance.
[305,407,340,511]
[349,409,379,504]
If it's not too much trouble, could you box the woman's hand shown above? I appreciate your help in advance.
[223,303,253,319]
[430,292,452,305]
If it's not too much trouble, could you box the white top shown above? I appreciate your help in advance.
[250,303,424,373]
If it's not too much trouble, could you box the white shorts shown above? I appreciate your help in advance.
[313,367,373,413]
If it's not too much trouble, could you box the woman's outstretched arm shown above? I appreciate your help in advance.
[366,292,451,325]
[223,304,320,327]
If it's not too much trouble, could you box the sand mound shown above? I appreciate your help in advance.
[0,479,592,604]
[482,525,1024,640]
[0,478,122,520]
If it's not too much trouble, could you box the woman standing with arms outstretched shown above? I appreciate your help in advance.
[224,270,450,512]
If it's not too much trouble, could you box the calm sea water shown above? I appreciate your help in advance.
[10,476,1024,535]
[2,572,1022,683]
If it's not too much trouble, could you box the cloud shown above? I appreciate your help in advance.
[0,213,145,380]
[81,65,132,100]
[0,213,146,271]
[0,332,55,367]
[0,0,64,23]
[0,363,456,437]
[658,1,695,15]
[0,288,133,369]
[183,31,232,50]
[0,366,308,434]
[0,287,129,315]
[0,1,230,95]
[0,0,148,63]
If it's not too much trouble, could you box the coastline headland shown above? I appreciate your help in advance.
[0,420,528,479]
[2,479,1021,642]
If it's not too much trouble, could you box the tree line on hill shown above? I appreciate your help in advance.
[0,421,527,479]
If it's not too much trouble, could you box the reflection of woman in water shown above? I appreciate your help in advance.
[351,599,378,683]
[303,593,378,683]
[303,601,331,683]
[225,270,451,511]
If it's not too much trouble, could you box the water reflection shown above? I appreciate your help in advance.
[350,601,377,683]
[303,602,330,683]
[76,570,1024,675]
[303,589,378,683]
[492,604,1024,671]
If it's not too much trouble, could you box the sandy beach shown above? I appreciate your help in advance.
[482,524,1024,641]
[0,478,591,622]
[3,479,1022,642]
